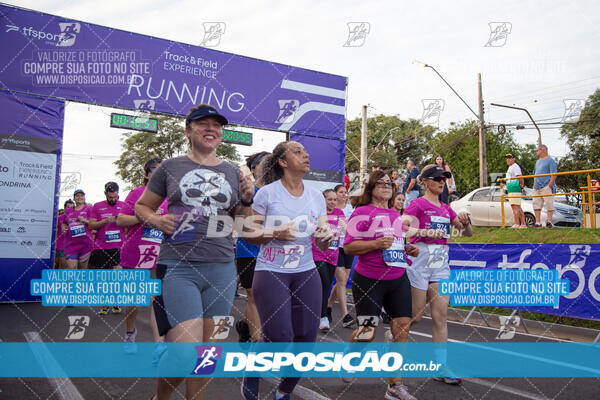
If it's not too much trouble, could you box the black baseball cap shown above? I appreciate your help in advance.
[104,181,119,192]
[185,105,228,126]
[505,153,515,159]
[422,166,452,179]
[73,189,85,196]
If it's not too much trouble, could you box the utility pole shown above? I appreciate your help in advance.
[478,73,487,187]
[360,105,368,187]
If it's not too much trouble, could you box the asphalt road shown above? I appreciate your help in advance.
[0,294,598,400]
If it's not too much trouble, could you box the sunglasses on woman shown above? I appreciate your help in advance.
[375,181,393,188]
[427,176,446,182]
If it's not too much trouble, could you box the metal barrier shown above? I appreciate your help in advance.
[499,168,600,228]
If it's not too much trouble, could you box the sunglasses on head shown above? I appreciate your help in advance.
[427,176,446,182]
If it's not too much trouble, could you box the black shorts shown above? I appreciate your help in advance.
[337,247,355,269]
[352,271,412,319]
[89,248,120,268]
[236,257,256,289]
[152,264,171,337]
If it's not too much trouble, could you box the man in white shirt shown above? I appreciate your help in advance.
[505,153,526,228]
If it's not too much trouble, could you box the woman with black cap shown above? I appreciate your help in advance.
[135,104,254,400]
[403,164,472,385]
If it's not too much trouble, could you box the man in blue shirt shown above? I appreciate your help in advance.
[533,145,557,228]
[403,159,421,207]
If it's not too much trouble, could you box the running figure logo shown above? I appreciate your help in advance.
[276,100,299,124]
[133,99,156,110]
[65,316,90,340]
[281,245,304,269]
[568,245,591,268]
[57,22,80,47]
[343,22,370,47]
[209,316,234,340]
[170,210,198,242]
[496,315,520,340]
[562,100,584,122]
[137,244,159,268]
[484,22,512,47]
[191,345,222,375]
[353,316,378,341]
[200,23,226,47]
[60,172,81,197]
[420,99,445,127]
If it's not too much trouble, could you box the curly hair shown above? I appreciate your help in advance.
[256,141,290,186]
[355,170,396,208]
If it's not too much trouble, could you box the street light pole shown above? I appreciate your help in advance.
[413,61,487,186]
[490,103,542,147]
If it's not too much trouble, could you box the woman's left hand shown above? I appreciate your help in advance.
[406,244,419,257]
[457,211,470,225]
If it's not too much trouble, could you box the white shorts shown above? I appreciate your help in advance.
[406,242,450,291]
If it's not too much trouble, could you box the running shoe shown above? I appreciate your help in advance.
[385,383,417,400]
[123,328,137,354]
[112,306,121,314]
[546,221,554,228]
[98,306,109,315]
[235,319,251,342]
[518,225,528,229]
[241,377,259,400]
[152,341,167,365]
[510,224,520,229]
[433,376,462,385]
[319,317,330,332]
[534,223,543,228]
[342,313,355,328]
[326,307,333,324]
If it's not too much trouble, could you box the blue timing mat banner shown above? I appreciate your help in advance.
[448,243,600,321]
[1,342,599,378]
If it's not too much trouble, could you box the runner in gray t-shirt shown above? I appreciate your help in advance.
[135,104,254,400]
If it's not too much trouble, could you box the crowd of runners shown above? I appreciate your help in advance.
[54,103,474,400]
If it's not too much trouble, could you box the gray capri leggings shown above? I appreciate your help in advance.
[252,268,321,394]
[160,259,237,328]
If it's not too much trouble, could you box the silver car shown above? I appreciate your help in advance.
[450,186,583,227]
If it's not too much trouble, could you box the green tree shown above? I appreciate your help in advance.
[557,89,600,201]
[345,114,436,174]
[427,121,538,196]
[114,114,241,188]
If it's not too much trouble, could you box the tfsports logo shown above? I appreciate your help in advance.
[5,23,80,46]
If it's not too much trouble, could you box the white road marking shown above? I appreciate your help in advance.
[23,331,84,400]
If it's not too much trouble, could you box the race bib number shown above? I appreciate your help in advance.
[142,227,164,243]
[430,216,450,239]
[70,223,85,238]
[105,230,121,243]
[426,244,448,270]
[328,234,339,251]
[382,238,408,268]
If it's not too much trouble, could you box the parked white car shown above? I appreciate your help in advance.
[450,186,583,227]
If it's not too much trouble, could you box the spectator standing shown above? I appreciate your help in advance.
[532,145,557,228]
[504,153,526,228]
[434,155,453,204]
[403,159,420,208]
